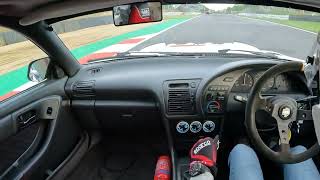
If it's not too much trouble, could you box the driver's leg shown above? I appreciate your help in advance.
[228,144,264,180]
[283,145,320,180]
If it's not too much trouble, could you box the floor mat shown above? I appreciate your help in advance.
[67,138,166,180]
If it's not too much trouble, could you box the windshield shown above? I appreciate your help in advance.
[53,4,320,63]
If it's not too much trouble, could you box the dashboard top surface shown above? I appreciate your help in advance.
[65,57,308,118]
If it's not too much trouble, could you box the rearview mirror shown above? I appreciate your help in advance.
[113,2,162,26]
[28,57,50,82]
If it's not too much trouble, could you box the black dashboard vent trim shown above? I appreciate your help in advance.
[164,79,200,115]
[168,88,193,114]
[72,80,95,97]
[88,67,102,75]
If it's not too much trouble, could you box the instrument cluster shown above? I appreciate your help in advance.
[232,70,292,93]
[202,68,304,115]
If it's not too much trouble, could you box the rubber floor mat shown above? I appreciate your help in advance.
[67,139,165,180]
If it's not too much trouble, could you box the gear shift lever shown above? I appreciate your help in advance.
[187,136,219,179]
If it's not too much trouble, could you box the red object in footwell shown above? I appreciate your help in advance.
[154,155,171,180]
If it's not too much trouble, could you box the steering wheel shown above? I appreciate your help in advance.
[245,61,320,164]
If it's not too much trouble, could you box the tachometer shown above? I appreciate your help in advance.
[234,73,253,90]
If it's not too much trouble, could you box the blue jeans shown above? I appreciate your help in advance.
[228,144,320,180]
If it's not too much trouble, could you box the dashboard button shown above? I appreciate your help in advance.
[203,121,215,133]
[176,121,189,134]
[206,93,213,101]
[190,121,202,133]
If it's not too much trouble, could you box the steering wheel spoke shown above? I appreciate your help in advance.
[256,95,272,112]
[279,143,291,154]
[277,121,291,145]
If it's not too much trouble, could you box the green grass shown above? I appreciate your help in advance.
[257,18,320,33]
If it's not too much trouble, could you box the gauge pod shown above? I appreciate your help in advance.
[203,121,215,133]
[190,121,202,133]
[207,101,221,113]
[176,121,189,134]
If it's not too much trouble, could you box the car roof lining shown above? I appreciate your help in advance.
[0,0,320,26]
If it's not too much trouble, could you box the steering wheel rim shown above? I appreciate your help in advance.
[245,61,320,164]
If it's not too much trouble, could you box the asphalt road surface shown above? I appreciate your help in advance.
[132,14,317,60]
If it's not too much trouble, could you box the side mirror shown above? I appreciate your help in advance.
[28,57,50,82]
[113,2,162,26]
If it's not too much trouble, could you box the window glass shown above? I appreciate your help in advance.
[0,27,47,101]
[54,5,320,64]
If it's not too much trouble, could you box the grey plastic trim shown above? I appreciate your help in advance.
[0,115,17,142]
[46,132,89,180]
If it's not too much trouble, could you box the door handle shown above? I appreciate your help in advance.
[21,115,36,125]
[17,110,37,129]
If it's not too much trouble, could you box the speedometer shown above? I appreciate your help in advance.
[234,73,253,90]
[254,72,275,91]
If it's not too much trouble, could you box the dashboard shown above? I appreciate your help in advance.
[202,68,308,115]
[65,56,317,180]
[65,57,313,151]
[195,67,311,149]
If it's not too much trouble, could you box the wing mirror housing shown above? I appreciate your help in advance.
[27,57,50,82]
[113,1,162,26]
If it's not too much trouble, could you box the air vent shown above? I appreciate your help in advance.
[72,81,95,97]
[168,89,193,114]
[88,68,102,75]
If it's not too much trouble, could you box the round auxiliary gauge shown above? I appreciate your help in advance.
[176,121,189,134]
[190,121,202,133]
[203,121,215,133]
[207,101,221,113]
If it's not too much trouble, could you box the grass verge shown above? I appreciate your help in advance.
[257,17,320,33]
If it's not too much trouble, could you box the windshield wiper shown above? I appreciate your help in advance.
[217,49,285,60]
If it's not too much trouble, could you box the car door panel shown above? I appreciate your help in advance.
[0,78,81,179]
[0,122,39,174]
[0,95,60,142]
[0,115,18,143]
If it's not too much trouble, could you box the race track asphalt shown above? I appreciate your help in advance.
[132,14,317,60]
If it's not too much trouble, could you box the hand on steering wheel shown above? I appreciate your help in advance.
[245,61,320,164]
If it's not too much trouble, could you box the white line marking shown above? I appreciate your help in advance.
[95,16,200,54]
[96,43,140,53]
[239,15,317,35]
[135,16,201,46]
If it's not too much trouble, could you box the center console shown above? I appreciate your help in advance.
[162,73,239,179]
[163,79,225,152]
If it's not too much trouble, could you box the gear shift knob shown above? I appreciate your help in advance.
[190,136,219,168]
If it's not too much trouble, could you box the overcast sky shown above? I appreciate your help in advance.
[203,4,235,11]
